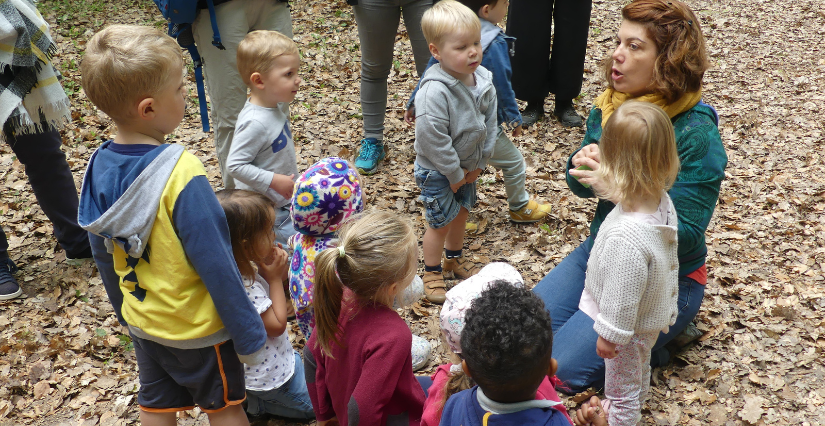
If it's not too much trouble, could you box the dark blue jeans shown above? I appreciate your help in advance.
[0,123,89,260]
[532,238,705,393]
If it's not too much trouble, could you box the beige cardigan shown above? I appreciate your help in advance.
[585,193,680,345]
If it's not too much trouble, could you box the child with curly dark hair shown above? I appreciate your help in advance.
[440,282,573,425]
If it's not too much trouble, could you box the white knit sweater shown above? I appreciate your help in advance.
[585,193,680,346]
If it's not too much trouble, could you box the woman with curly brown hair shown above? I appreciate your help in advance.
[532,0,728,394]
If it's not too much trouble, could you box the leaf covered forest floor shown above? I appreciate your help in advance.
[1,0,824,425]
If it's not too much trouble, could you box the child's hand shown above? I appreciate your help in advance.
[270,173,295,199]
[596,336,618,359]
[574,396,608,426]
[450,177,467,193]
[464,168,482,184]
[512,124,523,137]
[258,245,289,282]
[404,106,416,125]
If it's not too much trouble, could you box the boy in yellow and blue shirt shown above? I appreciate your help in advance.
[78,25,265,426]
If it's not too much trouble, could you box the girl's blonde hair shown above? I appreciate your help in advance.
[598,101,680,204]
[421,0,481,47]
[314,210,418,356]
[216,190,276,279]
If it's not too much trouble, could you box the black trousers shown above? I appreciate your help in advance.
[506,0,592,103]
[0,122,89,259]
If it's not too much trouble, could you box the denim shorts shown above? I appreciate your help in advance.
[414,164,476,229]
[132,335,245,412]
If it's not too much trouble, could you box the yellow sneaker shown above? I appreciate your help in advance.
[509,200,550,223]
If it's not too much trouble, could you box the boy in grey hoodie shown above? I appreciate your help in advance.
[414,0,497,304]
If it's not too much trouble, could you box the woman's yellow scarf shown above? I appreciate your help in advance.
[595,88,703,126]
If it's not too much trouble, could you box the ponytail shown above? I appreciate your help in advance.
[311,209,418,357]
[313,245,345,356]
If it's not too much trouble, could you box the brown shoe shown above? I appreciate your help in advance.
[422,271,447,304]
[443,255,481,280]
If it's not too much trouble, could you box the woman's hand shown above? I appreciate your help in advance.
[596,336,618,359]
[569,144,618,200]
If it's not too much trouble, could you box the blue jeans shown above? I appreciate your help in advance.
[414,164,477,229]
[532,238,706,393]
[246,351,315,419]
[274,204,297,251]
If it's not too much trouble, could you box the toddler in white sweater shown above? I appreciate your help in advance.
[574,101,681,426]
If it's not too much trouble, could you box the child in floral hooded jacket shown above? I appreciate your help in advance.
[289,157,364,338]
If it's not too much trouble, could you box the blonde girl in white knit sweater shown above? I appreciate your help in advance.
[573,101,681,426]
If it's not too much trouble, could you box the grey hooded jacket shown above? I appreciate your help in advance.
[413,64,498,184]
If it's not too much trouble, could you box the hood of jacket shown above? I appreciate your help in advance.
[417,62,494,97]
[481,19,513,52]
[78,143,185,258]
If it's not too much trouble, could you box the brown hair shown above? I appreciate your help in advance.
[313,210,418,356]
[602,0,709,103]
[598,101,680,204]
[216,190,277,279]
[81,25,183,121]
[237,30,299,86]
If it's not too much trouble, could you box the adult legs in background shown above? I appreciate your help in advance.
[193,0,293,189]
[506,0,591,127]
[505,0,553,125]
[546,0,591,126]
[352,0,433,174]
[3,123,90,258]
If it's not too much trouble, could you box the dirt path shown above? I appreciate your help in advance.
[1,0,823,424]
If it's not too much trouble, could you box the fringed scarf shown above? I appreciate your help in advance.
[0,0,70,136]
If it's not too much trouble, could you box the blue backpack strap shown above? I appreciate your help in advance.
[205,0,225,50]
[171,23,211,132]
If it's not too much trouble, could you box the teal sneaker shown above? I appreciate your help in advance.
[354,138,385,175]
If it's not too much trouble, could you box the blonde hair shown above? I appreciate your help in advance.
[597,101,680,204]
[421,0,481,47]
[313,210,418,356]
[216,190,277,279]
[81,25,183,121]
[237,30,299,86]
